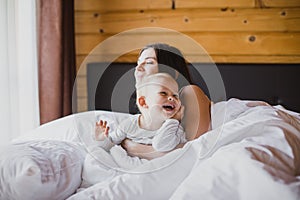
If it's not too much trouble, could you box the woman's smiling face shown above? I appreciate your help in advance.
[134,48,159,84]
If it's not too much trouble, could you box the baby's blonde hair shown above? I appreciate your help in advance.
[135,73,179,112]
[136,73,178,97]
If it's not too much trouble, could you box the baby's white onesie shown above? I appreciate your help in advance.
[98,114,187,169]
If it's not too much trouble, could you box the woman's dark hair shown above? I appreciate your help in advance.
[140,43,192,83]
[130,43,193,114]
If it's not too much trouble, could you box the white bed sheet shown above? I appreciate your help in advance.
[67,99,300,200]
[1,99,299,200]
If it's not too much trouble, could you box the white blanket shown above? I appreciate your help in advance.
[1,100,299,200]
[67,99,300,200]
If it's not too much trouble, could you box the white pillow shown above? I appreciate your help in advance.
[13,110,131,147]
[0,140,86,200]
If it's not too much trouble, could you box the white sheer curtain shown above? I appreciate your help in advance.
[0,0,39,146]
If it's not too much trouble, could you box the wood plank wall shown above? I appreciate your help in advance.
[74,0,300,112]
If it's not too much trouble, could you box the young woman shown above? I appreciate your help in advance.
[122,43,212,159]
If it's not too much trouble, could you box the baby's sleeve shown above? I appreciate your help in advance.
[108,128,126,144]
[110,145,148,170]
[109,119,131,144]
[152,119,187,152]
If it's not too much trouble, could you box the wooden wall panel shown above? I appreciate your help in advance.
[76,54,139,74]
[76,33,300,56]
[74,0,171,12]
[74,0,300,11]
[75,8,300,34]
[176,0,254,8]
[77,97,88,112]
[75,0,300,11]
[76,76,87,98]
[258,0,300,8]
[74,0,300,111]
[75,0,294,11]
[176,0,300,8]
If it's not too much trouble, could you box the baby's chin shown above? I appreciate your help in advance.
[163,109,178,118]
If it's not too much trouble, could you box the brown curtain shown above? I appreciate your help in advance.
[38,0,76,124]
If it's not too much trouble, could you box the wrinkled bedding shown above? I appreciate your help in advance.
[1,99,299,200]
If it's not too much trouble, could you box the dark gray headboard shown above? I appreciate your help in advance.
[87,63,300,113]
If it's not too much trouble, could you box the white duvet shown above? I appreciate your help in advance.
[1,99,299,200]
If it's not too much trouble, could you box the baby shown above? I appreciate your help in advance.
[94,73,186,169]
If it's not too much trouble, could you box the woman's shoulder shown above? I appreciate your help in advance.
[180,84,210,103]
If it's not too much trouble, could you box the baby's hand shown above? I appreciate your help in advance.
[94,120,110,141]
[172,106,185,122]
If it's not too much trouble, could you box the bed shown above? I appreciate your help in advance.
[1,63,300,199]
[0,99,299,199]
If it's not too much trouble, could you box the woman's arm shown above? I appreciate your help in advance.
[121,139,184,160]
[121,139,166,160]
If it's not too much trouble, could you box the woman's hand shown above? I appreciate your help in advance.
[121,138,138,154]
[246,101,270,107]
[172,105,185,122]
[121,139,167,160]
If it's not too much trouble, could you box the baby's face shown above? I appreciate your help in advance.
[145,79,181,119]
